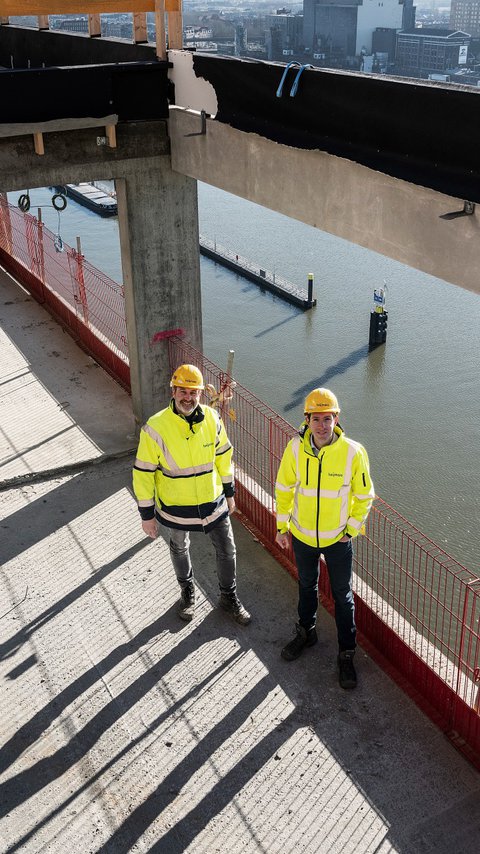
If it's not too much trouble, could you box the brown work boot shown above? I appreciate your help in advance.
[219,589,251,625]
[281,623,318,661]
[177,581,195,622]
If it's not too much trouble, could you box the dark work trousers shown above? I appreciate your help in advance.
[292,535,356,652]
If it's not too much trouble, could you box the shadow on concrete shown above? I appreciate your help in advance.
[1,471,478,852]
[0,268,135,463]
[97,681,296,854]
[0,537,150,664]
[0,425,77,470]
[2,613,245,845]
[0,461,135,569]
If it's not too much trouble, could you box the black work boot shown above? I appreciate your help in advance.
[281,623,318,661]
[337,649,357,689]
[177,580,195,622]
[219,589,251,625]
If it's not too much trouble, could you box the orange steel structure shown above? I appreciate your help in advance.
[1,199,479,769]
[0,1,182,56]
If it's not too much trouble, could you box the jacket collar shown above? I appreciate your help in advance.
[170,399,206,430]
[300,423,344,455]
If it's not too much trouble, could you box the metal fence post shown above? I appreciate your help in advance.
[75,236,89,327]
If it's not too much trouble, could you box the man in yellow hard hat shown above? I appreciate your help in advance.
[133,364,250,625]
[275,388,374,688]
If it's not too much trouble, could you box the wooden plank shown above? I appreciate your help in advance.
[154,0,166,60]
[88,14,101,36]
[0,116,118,138]
[0,2,160,13]
[33,132,44,155]
[167,9,182,50]
[105,124,117,148]
[133,11,147,43]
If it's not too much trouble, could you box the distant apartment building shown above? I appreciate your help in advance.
[266,9,303,60]
[303,0,414,63]
[395,28,470,75]
[184,26,214,42]
[50,16,89,34]
[101,15,133,39]
[450,0,480,37]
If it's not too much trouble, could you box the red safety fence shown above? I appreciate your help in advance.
[1,200,479,767]
[0,197,130,390]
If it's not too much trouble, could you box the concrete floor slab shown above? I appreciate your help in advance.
[0,267,136,485]
[0,273,479,853]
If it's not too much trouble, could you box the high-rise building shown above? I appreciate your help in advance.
[235,23,247,56]
[450,0,480,37]
[303,0,414,64]
[266,10,304,60]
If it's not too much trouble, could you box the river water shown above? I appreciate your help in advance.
[8,183,480,571]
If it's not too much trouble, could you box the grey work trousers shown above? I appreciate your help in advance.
[168,515,237,592]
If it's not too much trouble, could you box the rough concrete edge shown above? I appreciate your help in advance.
[0,447,136,491]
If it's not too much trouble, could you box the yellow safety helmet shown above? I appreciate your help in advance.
[304,387,340,415]
[170,364,204,390]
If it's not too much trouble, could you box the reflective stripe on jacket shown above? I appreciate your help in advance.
[133,402,234,533]
[275,425,374,548]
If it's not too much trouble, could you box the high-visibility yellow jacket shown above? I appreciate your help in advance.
[133,401,234,533]
[276,424,374,548]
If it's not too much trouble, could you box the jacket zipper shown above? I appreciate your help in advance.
[315,453,324,549]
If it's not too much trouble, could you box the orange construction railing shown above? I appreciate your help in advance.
[1,198,479,768]
[0,2,181,59]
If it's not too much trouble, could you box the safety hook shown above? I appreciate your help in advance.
[290,64,314,97]
[276,61,301,98]
[54,208,64,253]
[18,191,31,213]
[184,109,207,137]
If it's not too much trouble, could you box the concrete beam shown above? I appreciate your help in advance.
[0,119,202,422]
[170,107,480,297]
[170,52,480,205]
[0,116,118,140]
[0,121,169,190]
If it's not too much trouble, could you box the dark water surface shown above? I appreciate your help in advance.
[9,184,480,570]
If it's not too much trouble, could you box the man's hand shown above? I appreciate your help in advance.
[339,535,350,543]
[275,532,290,550]
[226,496,236,515]
[142,519,158,539]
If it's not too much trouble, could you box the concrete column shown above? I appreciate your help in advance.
[116,157,202,426]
